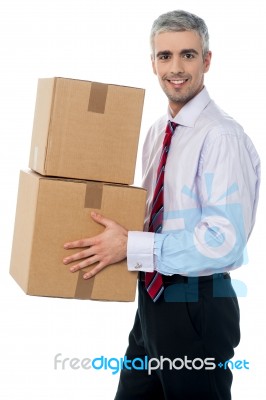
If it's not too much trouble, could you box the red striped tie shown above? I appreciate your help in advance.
[145,120,177,302]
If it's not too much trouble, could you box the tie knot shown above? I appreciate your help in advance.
[168,120,177,133]
[163,120,177,146]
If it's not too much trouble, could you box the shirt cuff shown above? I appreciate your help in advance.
[127,231,155,272]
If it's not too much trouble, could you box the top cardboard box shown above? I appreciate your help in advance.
[29,77,145,184]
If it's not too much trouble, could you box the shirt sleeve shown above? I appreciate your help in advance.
[127,129,260,277]
[153,132,260,276]
[127,231,155,272]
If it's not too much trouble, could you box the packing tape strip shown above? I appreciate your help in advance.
[88,82,108,114]
[84,182,103,209]
[74,270,94,299]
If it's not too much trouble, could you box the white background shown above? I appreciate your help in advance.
[0,0,265,398]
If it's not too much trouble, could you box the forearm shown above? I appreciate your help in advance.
[127,204,247,276]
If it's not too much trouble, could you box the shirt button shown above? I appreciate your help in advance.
[134,262,142,269]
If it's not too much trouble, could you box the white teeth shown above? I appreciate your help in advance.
[170,80,185,84]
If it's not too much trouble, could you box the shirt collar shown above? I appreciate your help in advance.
[167,87,211,128]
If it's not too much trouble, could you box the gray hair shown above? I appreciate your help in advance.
[150,10,209,57]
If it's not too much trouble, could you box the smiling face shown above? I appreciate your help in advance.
[152,30,212,116]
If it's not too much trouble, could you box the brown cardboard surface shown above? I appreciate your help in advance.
[29,77,145,184]
[10,170,146,301]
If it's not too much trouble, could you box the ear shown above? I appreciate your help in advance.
[203,51,212,73]
[151,54,157,75]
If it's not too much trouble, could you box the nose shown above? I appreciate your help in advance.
[170,55,184,75]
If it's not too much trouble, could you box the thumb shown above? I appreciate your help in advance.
[91,212,111,228]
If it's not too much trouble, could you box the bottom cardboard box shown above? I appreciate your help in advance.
[10,170,146,301]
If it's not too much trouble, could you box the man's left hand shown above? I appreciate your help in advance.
[63,212,128,279]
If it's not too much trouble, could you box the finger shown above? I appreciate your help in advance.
[83,261,107,279]
[91,212,113,229]
[63,247,95,264]
[64,237,94,250]
[69,255,100,272]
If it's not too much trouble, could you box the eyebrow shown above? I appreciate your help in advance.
[156,50,172,58]
[180,48,199,56]
[156,48,200,58]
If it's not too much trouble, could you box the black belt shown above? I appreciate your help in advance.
[139,271,229,284]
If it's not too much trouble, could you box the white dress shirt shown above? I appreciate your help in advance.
[127,87,260,276]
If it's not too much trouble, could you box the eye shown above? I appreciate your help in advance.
[183,53,195,59]
[159,54,171,61]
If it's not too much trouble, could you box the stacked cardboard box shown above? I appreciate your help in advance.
[10,77,146,301]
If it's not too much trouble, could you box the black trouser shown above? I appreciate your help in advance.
[114,273,240,400]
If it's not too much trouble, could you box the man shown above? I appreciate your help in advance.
[63,10,260,399]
